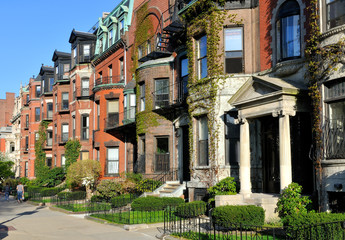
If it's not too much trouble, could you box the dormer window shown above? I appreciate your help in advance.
[56,65,59,75]
[119,20,124,35]
[73,48,77,65]
[326,0,345,29]
[276,0,301,62]
[109,29,113,46]
[99,38,103,53]
[83,44,90,60]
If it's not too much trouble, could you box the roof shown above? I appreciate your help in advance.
[52,50,71,62]
[124,78,136,90]
[69,29,96,43]
[39,65,54,76]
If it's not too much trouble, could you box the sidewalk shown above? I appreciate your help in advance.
[0,195,165,240]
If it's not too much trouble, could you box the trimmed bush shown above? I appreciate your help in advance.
[95,179,122,200]
[90,195,104,203]
[135,179,162,193]
[111,194,137,208]
[285,212,345,239]
[212,205,265,228]
[57,191,86,200]
[40,187,64,197]
[131,196,184,211]
[175,201,207,218]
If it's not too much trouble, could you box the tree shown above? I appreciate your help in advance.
[66,159,101,199]
[64,139,81,170]
[0,152,14,182]
[34,121,50,180]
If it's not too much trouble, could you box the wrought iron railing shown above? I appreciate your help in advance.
[58,133,69,144]
[94,75,124,87]
[152,81,188,109]
[104,108,136,130]
[155,153,170,172]
[75,86,90,98]
[57,102,69,112]
[323,118,345,159]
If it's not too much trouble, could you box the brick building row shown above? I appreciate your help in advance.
[11,0,345,212]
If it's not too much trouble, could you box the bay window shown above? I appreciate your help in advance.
[107,147,119,175]
[197,35,207,79]
[326,0,345,29]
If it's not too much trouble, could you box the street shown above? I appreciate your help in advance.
[0,196,161,240]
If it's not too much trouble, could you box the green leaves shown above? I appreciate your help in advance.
[64,139,81,170]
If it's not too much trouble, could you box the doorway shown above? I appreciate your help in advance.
[182,126,190,181]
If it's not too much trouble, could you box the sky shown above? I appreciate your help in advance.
[0,0,121,99]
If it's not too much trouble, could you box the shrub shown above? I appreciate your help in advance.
[175,201,207,218]
[57,191,86,200]
[40,187,64,197]
[285,212,345,239]
[20,177,30,185]
[110,194,137,208]
[126,172,143,184]
[276,182,311,222]
[131,196,184,211]
[90,195,104,203]
[207,177,236,203]
[212,205,265,228]
[95,179,122,200]
[135,179,162,193]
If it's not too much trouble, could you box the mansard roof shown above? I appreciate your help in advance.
[39,65,54,76]
[52,50,71,62]
[69,29,96,43]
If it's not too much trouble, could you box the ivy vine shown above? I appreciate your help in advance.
[34,121,50,179]
[184,0,241,186]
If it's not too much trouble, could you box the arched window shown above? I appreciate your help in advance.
[276,0,301,61]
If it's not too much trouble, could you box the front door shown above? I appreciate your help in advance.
[260,116,280,193]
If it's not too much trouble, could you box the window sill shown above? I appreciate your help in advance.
[194,166,210,170]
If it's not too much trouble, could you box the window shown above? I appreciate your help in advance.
[120,58,124,81]
[73,82,76,100]
[72,116,76,139]
[276,0,301,61]
[155,137,169,172]
[54,125,57,142]
[108,29,113,46]
[99,71,103,84]
[47,130,53,146]
[107,147,119,175]
[155,78,169,108]
[138,45,143,59]
[10,142,15,152]
[61,124,69,142]
[54,156,56,167]
[108,65,112,78]
[147,40,151,54]
[225,113,240,166]
[96,102,100,130]
[64,64,70,73]
[326,0,345,29]
[49,78,54,92]
[96,148,100,161]
[81,78,89,96]
[198,116,209,166]
[61,155,66,168]
[26,94,29,104]
[81,114,89,140]
[197,35,207,79]
[35,107,40,122]
[107,100,119,128]
[55,95,57,112]
[25,136,29,151]
[83,44,90,59]
[73,47,77,65]
[25,162,28,177]
[140,83,145,111]
[47,103,53,119]
[129,94,136,118]
[56,65,59,75]
[25,114,29,128]
[180,57,189,101]
[119,20,124,35]
[46,158,52,168]
[225,28,243,73]
[99,38,103,53]
[80,151,89,160]
[62,92,69,110]
[36,86,41,98]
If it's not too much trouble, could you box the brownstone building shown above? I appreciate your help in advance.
[0,92,15,128]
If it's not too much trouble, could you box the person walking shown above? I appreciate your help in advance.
[16,182,24,203]
[4,183,10,201]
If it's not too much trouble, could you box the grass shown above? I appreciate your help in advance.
[91,210,166,224]
[56,202,111,213]
[172,231,286,240]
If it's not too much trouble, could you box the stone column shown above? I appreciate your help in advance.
[239,118,251,196]
[278,112,294,191]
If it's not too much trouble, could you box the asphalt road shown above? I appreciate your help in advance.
[0,195,163,240]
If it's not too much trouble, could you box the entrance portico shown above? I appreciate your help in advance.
[230,75,307,194]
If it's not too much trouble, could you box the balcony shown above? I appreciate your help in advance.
[43,138,53,149]
[58,133,69,145]
[56,74,69,81]
[43,111,53,121]
[57,103,69,113]
[138,34,172,63]
[152,81,188,112]
[94,75,125,88]
[104,107,136,132]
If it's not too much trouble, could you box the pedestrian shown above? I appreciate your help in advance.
[16,182,24,203]
[4,183,10,201]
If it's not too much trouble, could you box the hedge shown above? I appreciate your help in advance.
[131,196,184,211]
[27,186,63,197]
[212,205,265,229]
[111,194,136,208]
[57,191,86,200]
[175,201,207,218]
[285,212,345,239]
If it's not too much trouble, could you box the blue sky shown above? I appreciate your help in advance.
[0,0,120,99]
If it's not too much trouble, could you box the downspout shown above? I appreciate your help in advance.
[125,135,127,173]
[92,67,96,161]
[172,61,175,180]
